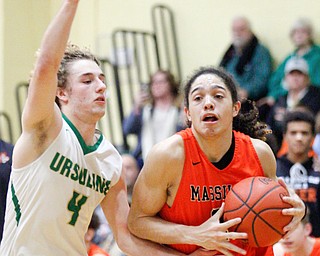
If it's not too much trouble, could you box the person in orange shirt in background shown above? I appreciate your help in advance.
[273,208,320,256]
[86,212,110,256]
[276,109,320,237]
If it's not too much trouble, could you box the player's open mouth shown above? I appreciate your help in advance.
[202,114,218,122]
[95,96,105,102]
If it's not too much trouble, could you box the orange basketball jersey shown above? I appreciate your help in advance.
[159,128,273,255]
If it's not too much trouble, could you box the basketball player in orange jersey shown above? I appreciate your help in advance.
[128,66,306,256]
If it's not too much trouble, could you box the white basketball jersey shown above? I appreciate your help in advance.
[0,116,122,255]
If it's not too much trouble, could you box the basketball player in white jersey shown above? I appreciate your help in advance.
[0,1,208,255]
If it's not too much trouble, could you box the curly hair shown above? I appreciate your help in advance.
[55,43,101,107]
[183,66,270,141]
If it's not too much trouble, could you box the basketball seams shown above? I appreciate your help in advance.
[225,178,284,222]
[225,178,255,231]
[230,181,285,233]
[223,177,292,247]
[252,207,288,247]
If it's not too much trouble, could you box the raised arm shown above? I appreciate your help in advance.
[24,0,78,130]
[14,0,79,167]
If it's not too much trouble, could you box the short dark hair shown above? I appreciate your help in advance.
[283,109,315,134]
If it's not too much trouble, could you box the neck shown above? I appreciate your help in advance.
[63,111,98,146]
[286,151,309,164]
[290,236,315,256]
[154,95,175,109]
[234,46,243,55]
[288,89,302,100]
[192,127,233,162]
[296,44,311,56]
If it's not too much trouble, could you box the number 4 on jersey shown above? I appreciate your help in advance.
[68,191,88,225]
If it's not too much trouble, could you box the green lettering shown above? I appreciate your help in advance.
[50,152,65,172]
[71,164,79,180]
[67,191,88,226]
[79,168,88,185]
[91,173,96,190]
[86,173,93,188]
[103,180,111,195]
[11,183,21,226]
[95,175,103,193]
[60,158,72,176]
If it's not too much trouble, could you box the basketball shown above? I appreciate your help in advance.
[223,176,293,247]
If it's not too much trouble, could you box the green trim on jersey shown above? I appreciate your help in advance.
[62,113,103,155]
[11,183,21,226]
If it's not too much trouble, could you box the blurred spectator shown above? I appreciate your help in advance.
[267,57,320,146]
[122,153,140,205]
[276,110,320,237]
[123,70,185,168]
[219,16,272,101]
[86,211,110,256]
[312,112,320,165]
[93,208,125,256]
[259,18,320,110]
[92,154,140,256]
[0,139,13,243]
[273,208,320,256]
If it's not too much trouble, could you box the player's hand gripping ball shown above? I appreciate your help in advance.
[223,176,292,247]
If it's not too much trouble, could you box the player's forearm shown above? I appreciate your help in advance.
[38,0,79,69]
[116,223,190,256]
[128,215,199,246]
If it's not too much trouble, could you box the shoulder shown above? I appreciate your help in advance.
[147,134,184,164]
[256,43,271,55]
[250,138,276,178]
[310,44,320,54]
[308,85,320,93]
[98,138,122,186]
[250,137,273,156]
[315,237,320,248]
[141,134,185,182]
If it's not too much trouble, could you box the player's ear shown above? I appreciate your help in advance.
[184,106,191,122]
[56,87,68,104]
[232,101,241,117]
[304,223,312,236]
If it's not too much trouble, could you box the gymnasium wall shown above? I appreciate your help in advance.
[1,0,320,142]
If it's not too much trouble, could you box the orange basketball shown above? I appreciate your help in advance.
[223,176,293,247]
